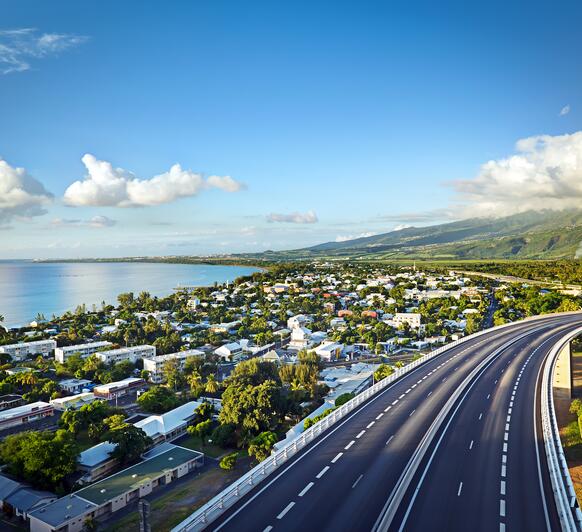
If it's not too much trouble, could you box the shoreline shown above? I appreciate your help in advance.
[0,262,264,330]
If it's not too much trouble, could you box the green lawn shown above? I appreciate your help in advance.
[176,435,231,459]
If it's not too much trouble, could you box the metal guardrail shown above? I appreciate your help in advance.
[541,326,582,532]
[173,311,582,532]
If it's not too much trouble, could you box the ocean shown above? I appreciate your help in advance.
[0,261,259,328]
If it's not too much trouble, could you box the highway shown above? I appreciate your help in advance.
[205,314,582,532]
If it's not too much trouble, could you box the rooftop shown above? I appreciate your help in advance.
[134,401,200,438]
[76,445,201,505]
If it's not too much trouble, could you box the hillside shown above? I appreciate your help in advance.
[256,210,582,260]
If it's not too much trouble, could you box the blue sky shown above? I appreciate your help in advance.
[0,0,581,258]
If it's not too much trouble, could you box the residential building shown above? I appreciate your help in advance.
[50,393,96,411]
[134,401,201,444]
[58,379,94,394]
[214,342,244,361]
[77,442,119,483]
[4,488,56,520]
[142,349,204,383]
[288,327,312,351]
[0,402,54,431]
[29,444,204,532]
[54,341,113,363]
[0,394,24,411]
[0,340,56,362]
[315,341,344,362]
[93,378,145,400]
[287,314,311,330]
[94,345,156,365]
[393,312,422,329]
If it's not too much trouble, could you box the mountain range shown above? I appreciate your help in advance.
[254,210,582,260]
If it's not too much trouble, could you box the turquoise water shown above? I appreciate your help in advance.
[0,261,259,327]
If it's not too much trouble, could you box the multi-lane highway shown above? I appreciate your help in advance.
[194,314,582,532]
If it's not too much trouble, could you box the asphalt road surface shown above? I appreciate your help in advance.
[206,314,582,532]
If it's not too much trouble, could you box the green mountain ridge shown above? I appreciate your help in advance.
[255,210,582,260]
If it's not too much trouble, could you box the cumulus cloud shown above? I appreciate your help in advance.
[51,215,117,228]
[266,211,318,224]
[335,231,377,242]
[451,131,582,217]
[0,28,87,74]
[63,154,245,207]
[0,158,53,227]
[560,105,571,117]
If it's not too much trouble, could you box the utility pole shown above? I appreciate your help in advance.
[138,499,151,532]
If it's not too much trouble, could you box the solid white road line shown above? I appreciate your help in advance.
[331,453,343,463]
[298,482,314,497]
[277,502,295,520]
[316,466,330,479]
[352,474,364,488]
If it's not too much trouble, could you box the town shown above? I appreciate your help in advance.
[0,262,579,532]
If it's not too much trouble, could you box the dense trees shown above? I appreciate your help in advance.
[248,431,278,462]
[0,430,78,492]
[137,386,181,414]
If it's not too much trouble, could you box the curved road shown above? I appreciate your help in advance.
[205,314,582,532]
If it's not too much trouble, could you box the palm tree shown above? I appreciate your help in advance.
[19,372,38,387]
[205,374,219,394]
[187,371,202,391]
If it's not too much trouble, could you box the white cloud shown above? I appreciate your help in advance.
[0,28,87,74]
[51,215,117,228]
[0,158,53,227]
[560,105,571,116]
[451,131,582,217]
[377,210,456,224]
[335,231,377,242]
[63,154,245,207]
[266,211,318,224]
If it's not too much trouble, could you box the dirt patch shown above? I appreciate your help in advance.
[104,455,254,532]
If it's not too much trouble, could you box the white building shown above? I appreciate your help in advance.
[393,312,422,329]
[315,341,344,362]
[0,402,54,431]
[134,401,201,444]
[143,349,204,383]
[58,378,93,394]
[93,377,145,400]
[50,392,96,411]
[214,342,244,361]
[288,327,312,351]
[0,340,56,362]
[287,314,311,330]
[94,345,156,365]
[54,341,113,363]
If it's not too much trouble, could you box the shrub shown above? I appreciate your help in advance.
[335,393,354,407]
[219,452,238,471]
